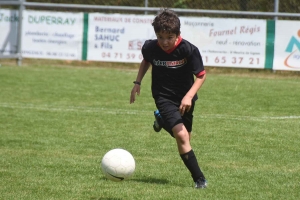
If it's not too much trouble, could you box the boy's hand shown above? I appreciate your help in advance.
[130,85,140,104]
[179,96,192,116]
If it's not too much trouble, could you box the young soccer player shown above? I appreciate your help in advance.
[130,8,207,189]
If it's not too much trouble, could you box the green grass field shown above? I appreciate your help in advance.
[1,61,300,200]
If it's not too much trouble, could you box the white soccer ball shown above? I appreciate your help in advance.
[101,148,135,182]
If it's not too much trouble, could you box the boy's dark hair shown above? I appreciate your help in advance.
[152,8,181,36]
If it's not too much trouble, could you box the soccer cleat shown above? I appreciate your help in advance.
[153,110,164,132]
[194,178,207,189]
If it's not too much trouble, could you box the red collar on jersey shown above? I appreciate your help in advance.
[158,36,182,54]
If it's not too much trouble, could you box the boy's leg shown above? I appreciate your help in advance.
[172,123,191,154]
[154,97,207,188]
[172,124,206,188]
[153,109,163,132]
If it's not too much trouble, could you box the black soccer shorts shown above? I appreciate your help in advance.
[154,96,195,137]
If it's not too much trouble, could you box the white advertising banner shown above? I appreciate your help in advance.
[87,13,155,63]
[180,17,266,68]
[7,9,299,72]
[22,10,83,60]
[0,9,18,55]
[273,20,300,71]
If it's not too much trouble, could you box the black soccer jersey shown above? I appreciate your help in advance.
[142,37,205,102]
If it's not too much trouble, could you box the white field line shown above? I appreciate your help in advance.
[198,114,300,121]
[0,103,146,115]
[0,103,299,121]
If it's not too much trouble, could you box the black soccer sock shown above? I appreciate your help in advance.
[180,150,205,182]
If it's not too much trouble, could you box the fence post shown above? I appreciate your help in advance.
[144,0,148,15]
[274,0,279,20]
[17,0,25,66]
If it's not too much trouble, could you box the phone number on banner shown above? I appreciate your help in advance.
[46,51,76,58]
[100,52,143,60]
[202,56,262,67]
[98,52,262,67]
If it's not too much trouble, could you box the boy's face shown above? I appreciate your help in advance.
[156,31,180,51]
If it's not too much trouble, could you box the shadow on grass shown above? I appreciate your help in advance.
[100,177,169,185]
[131,177,169,185]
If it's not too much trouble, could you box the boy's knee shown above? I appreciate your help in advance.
[172,124,189,142]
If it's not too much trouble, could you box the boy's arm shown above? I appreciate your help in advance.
[179,73,206,115]
[134,59,151,84]
[130,59,151,104]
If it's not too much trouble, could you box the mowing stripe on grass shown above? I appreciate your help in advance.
[1,102,299,121]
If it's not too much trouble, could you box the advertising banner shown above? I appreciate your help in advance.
[273,20,300,71]
[180,17,267,68]
[0,9,18,55]
[2,9,300,72]
[22,10,83,60]
[87,14,267,68]
[87,13,155,63]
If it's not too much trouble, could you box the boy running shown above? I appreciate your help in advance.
[130,8,207,189]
